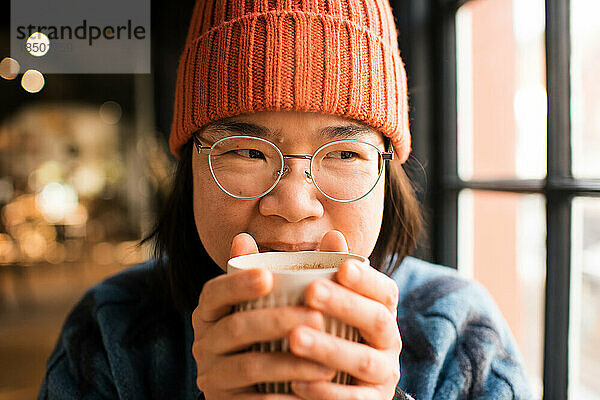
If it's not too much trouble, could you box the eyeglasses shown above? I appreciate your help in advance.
[193,133,394,203]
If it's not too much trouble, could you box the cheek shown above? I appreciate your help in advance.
[329,177,384,257]
[192,164,254,269]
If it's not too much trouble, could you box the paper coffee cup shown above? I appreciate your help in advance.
[227,251,368,394]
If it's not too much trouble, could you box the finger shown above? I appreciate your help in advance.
[207,306,325,354]
[304,279,401,350]
[289,326,391,385]
[335,259,400,316]
[231,232,259,259]
[317,230,348,252]
[211,352,337,390]
[194,269,273,322]
[291,380,382,400]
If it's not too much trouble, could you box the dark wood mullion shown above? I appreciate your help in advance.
[547,178,600,194]
[543,0,572,399]
[444,178,546,193]
[544,193,572,400]
[438,0,470,12]
[443,177,600,195]
[433,0,577,398]
[433,0,459,269]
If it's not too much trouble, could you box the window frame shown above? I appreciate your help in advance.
[395,0,600,398]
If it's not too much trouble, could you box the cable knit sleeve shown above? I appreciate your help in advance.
[38,291,119,400]
[391,257,533,399]
[38,261,198,400]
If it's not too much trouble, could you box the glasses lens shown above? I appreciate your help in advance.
[312,140,383,201]
[209,137,283,199]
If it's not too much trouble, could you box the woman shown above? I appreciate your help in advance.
[39,0,533,399]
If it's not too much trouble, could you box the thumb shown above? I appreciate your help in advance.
[230,232,259,259]
[318,230,349,252]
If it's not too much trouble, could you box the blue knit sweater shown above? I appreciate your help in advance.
[38,256,533,399]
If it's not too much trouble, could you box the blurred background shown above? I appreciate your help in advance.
[0,0,599,399]
[0,1,190,398]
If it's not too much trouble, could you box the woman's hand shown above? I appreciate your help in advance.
[290,230,402,400]
[191,233,337,399]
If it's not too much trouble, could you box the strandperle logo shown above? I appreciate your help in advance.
[16,20,147,46]
[10,0,150,74]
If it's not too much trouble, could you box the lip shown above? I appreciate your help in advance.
[258,242,320,252]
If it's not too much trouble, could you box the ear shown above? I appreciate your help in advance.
[230,232,259,259]
[318,230,349,252]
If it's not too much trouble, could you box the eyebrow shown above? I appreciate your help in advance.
[201,119,379,142]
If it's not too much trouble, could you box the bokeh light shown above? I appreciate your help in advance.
[0,57,20,80]
[21,69,45,93]
[99,101,122,125]
[35,223,57,242]
[17,226,47,262]
[44,242,66,264]
[70,164,106,197]
[35,182,78,223]
[0,233,17,264]
[1,202,25,227]
[63,204,88,226]
[104,159,124,184]
[28,161,64,192]
[26,32,51,57]
[1,194,39,227]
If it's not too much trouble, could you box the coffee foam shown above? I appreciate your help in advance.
[265,262,333,271]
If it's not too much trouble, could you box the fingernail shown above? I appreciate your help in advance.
[297,331,314,348]
[345,261,360,283]
[249,269,269,289]
[313,283,330,302]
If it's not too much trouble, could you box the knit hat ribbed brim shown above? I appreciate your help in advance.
[169,0,411,163]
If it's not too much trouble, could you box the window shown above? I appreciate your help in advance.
[396,0,600,398]
[456,0,546,396]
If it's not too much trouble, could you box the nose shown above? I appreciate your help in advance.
[277,165,313,183]
[259,160,324,223]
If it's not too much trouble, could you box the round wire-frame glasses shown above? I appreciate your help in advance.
[193,132,395,203]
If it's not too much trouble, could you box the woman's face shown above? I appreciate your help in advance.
[192,110,386,271]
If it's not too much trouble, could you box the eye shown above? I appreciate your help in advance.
[233,149,266,159]
[326,150,359,160]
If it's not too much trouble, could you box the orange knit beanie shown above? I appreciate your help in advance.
[169,0,411,163]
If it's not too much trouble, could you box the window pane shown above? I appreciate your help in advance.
[458,190,545,398]
[571,0,600,178]
[456,0,547,180]
[570,198,600,399]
